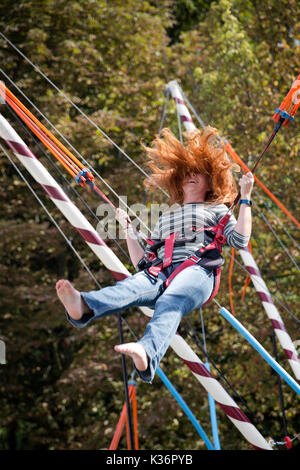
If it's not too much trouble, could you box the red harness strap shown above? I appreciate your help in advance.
[147,232,177,276]
[145,212,232,305]
[163,232,176,268]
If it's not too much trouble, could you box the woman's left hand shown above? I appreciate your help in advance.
[239,172,254,198]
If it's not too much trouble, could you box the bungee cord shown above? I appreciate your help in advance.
[271,331,289,443]
[0,68,154,237]
[0,33,159,186]
[198,307,221,449]
[4,103,132,262]
[213,298,300,397]
[0,84,151,241]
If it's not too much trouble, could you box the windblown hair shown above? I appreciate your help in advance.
[143,127,239,206]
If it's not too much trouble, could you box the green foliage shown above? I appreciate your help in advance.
[0,0,299,451]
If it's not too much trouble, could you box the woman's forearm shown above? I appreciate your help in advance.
[125,228,145,268]
[115,208,145,267]
[234,204,252,238]
[234,172,254,238]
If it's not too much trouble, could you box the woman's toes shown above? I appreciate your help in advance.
[56,279,65,290]
[55,279,83,320]
[114,343,148,371]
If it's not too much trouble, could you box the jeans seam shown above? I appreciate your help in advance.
[152,309,182,361]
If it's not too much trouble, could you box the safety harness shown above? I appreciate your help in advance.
[137,212,232,305]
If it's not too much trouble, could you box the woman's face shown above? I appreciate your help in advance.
[182,172,210,201]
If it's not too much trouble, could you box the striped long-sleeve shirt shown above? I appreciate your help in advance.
[143,202,250,264]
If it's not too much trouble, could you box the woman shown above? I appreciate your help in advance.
[56,127,254,383]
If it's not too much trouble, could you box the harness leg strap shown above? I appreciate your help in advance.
[163,232,176,268]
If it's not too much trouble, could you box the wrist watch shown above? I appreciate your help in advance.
[239,199,252,206]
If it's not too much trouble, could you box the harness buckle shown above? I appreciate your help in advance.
[146,262,163,281]
[189,254,201,264]
[215,234,227,245]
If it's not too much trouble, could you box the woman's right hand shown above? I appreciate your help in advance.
[115,208,131,229]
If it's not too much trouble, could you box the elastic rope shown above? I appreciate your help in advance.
[269,433,300,448]
[253,198,300,272]
[0,34,169,197]
[0,73,152,236]
[5,105,131,262]
[109,386,134,450]
[199,307,207,353]
[225,141,300,229]
[117,312,135,450]
[0,81,85,172]
[3,94,80,178]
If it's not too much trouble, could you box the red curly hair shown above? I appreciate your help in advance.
[143,127,239,206]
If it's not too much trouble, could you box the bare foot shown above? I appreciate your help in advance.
[56,279,90,320]
[114,343,148,372]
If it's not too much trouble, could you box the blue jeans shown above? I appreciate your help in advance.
[66,263,214,383]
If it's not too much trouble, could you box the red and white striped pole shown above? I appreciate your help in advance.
[0,112,272,449]
[166,80,300,383]
[239,248,300,383]
[167,80,196,133]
